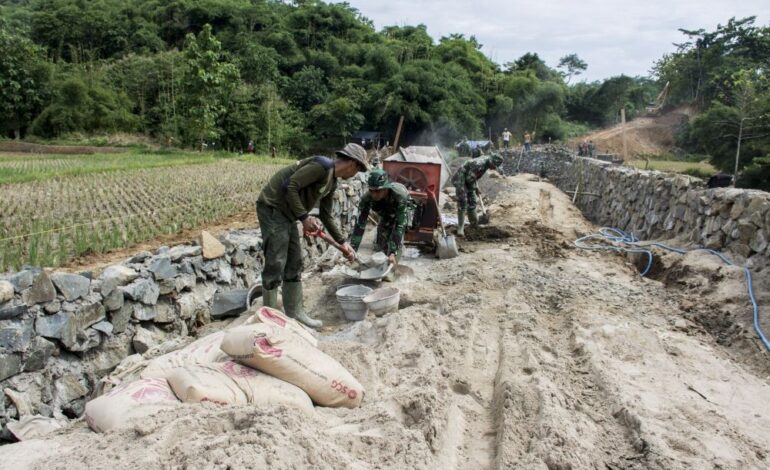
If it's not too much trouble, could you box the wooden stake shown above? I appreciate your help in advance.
[393,115,405,150]
[621,108,628,162]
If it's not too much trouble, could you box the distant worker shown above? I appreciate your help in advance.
[453,154,503,236]
[247,140,254,153]
[350,169,412,271]
[588,140,595,157]
[502,128,512,149]
[524,131,533,152]
[256,143,368,328]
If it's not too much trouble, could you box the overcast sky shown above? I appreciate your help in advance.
[346,0,770,81]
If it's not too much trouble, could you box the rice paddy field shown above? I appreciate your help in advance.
[0,150,289,271]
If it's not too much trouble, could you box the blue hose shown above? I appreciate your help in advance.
[574,227,769,353]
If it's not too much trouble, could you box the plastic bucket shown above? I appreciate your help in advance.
[336,285,373,321]
[362,287,400,316]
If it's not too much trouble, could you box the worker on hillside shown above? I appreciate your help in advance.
[524,131,533,152]
[256,143,368,328]
[453,153,503,236]
[350,169,412,270]
[501,128,512,150]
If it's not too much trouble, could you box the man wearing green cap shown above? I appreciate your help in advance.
[452,153,503,236]
[350,169,412,268]
[256,143,369,328]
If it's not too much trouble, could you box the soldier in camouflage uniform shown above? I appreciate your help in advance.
[452,153,503,236]
[350,169,412,268]
[256,143,368,328]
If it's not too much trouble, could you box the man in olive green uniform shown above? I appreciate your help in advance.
[452,154,503,236]
[350,169,412,267]
[256,143,368,328]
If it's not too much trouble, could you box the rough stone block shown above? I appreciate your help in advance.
[0,301,27,321]
[149,256,178,281]
[50,273,90,301]
[122,278,160,305]
[109,303,133,334]
[0,281,13,304]
[201,231,226,259]
[9,271,34,293]
[169,245,202,261]
[211,290,249,319]
[22,337,57,372]
[0,317,34,352]
[23,271,56,306]
[54,374,88,404]
[0,353,22,381]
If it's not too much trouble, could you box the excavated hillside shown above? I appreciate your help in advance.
[571,107,696,158]
[0,173,768,469]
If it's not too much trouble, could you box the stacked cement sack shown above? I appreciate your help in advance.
[84,306,363,433]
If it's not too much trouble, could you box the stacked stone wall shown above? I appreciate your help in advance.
[503,146,769,267]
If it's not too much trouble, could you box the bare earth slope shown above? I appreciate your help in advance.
[571,107,695,158]
[1,174,768,469]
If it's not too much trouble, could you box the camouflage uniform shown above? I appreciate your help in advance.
[453,154,502,236]
[453,157,494,213]
[351,182,411,257]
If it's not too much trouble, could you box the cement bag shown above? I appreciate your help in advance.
[167,361,313,412]
[141,331,229,379]
[85,378,180,433]
[243,306,318,347]
[221,324,364,408]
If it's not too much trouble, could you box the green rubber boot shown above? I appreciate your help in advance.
[468,209,479,227]
[456,210,466,237]
[282,281,322,329]
[262,287,279,309]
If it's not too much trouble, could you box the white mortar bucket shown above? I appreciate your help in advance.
[336,285,373,321]
[362,287,400,317]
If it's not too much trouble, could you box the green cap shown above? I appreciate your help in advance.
[367,168,393,190]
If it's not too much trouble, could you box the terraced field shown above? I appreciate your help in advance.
[0,151,287,270]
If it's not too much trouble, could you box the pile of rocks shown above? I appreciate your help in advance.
[0,175,367,440]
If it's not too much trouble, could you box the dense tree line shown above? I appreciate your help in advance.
[0,0,658,154]
[655,17,770,188]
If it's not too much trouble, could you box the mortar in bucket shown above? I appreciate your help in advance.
[335,285,373,321]
[362,287,400,316]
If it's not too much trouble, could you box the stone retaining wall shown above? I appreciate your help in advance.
[502,146,770,267]
[0,175,366,439]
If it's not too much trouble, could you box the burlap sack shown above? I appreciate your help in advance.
[220,324,364,408]
[141,331,229,379]
[167,361,313,412]
[84,378,180,432]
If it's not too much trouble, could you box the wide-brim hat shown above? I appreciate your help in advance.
[336,143,369,172]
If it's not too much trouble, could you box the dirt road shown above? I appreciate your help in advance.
[2,174,768,469]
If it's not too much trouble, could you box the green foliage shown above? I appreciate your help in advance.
[0,20,52,138]
[557,54,587,83]
[179,24,240,148]
[31,74,138,137]
[739,156,770,190]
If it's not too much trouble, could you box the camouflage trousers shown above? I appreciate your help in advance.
[455,183,478,213]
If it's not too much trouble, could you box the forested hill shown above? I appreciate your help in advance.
[0,1,768,187]
[0,0,658,152]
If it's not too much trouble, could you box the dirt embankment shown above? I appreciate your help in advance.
[571,106,696,158]
[1,173,768,469]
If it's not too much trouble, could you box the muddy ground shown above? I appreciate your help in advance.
[1,174,768,469]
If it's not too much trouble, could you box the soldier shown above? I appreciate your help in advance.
[453,154,503,236]
[256,143,368,328]
[350,169,411,269]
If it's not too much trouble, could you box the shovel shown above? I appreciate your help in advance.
[305,230,364,266]
[476,189,490,224]
[430,193,459,259]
